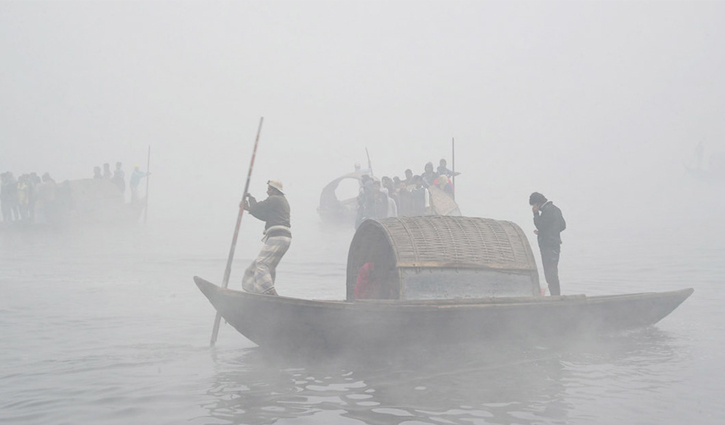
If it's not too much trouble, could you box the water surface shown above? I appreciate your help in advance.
[1,202,722,424]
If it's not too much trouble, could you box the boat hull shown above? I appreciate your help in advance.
[195,277,693,353]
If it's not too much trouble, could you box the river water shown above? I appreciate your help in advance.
[1,190,724,425]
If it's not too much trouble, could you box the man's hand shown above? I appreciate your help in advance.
[241,193,255,210]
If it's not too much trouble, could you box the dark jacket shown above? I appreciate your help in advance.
[533,201,566,246]
[247,194,291,232]
[410,186,428,216]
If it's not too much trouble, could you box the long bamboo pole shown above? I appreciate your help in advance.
[365,147,374,177]
[210,117,264,347]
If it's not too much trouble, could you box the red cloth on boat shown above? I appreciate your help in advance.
[354,262,379,299]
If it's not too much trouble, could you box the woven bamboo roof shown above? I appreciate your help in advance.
[350,216,537,272]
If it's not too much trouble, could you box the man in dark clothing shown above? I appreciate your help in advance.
[410,175,430,216]
[103,163,112,180]
[402,169,414,187]
[436,158,460,178]
[242,180,291,295]
[529,192,566,296]
[397,181,412,216]
[422,162,437,187]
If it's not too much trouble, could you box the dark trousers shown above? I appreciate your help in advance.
[539,244,561,296]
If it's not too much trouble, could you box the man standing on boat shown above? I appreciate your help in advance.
[129,165,149,204]
[242,180,291,296]
[529,192,566,296]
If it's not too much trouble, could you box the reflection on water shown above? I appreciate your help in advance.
[203,328,684,425]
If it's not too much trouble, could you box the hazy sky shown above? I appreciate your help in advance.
[2,1,724,234]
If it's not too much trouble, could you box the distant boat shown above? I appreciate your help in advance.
[684,151,725,185]
[3,178,145,230]
[317,173,461,226]
[196,216,693,353]
[317,171,371,225]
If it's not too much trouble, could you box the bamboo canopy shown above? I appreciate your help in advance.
[346,216,540,300]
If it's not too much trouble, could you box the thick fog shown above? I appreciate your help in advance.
[2,1,724,248]
[4,4,725,424]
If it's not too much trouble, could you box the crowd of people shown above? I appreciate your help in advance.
[354,158,460,227]
[92,162,148,204]
[0,171,57,223]
[1,162,148,224]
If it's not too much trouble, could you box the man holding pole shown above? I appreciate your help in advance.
[129,165,149,204]
[241,180,291,296]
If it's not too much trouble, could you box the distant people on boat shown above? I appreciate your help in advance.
[392,176,402,193]
[403,169,414,187]
[28,173,39,220]
[354,162,372,176]
[354,176,400,225]
[436,158,460,178]
[41,172,55,184]
[329,156,464,226]
[112,162,125,195]
[410,175,431,216]
[529,192,566,296]
[129,165,149,204]
[380,188,398,217]
[435,174,454,197]
[380,177,398,218]
[1,172,20,222]
[103,163,112,180]
[397,181,413,216]
[381,176,394,196]
[17,174,33,222]
[372,180,389,219]
[35,173,58,222]
[355,176,376,228]
[93,166,103,179]
[29,172,40,185]
[422,162,437,187]
[1,171,42,223]
[241,180,292,296]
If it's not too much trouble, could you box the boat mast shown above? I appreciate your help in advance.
[365,147,374,177]
[452,137,455,200]
[144,145,151,225]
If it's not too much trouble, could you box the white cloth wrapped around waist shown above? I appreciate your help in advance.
[262,225,292,241]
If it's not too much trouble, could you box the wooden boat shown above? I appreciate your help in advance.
[683,151,725,184]
[317,172,461,225]
[196,216,693,352]
[317,171,371,225]
[35,178,144,226]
